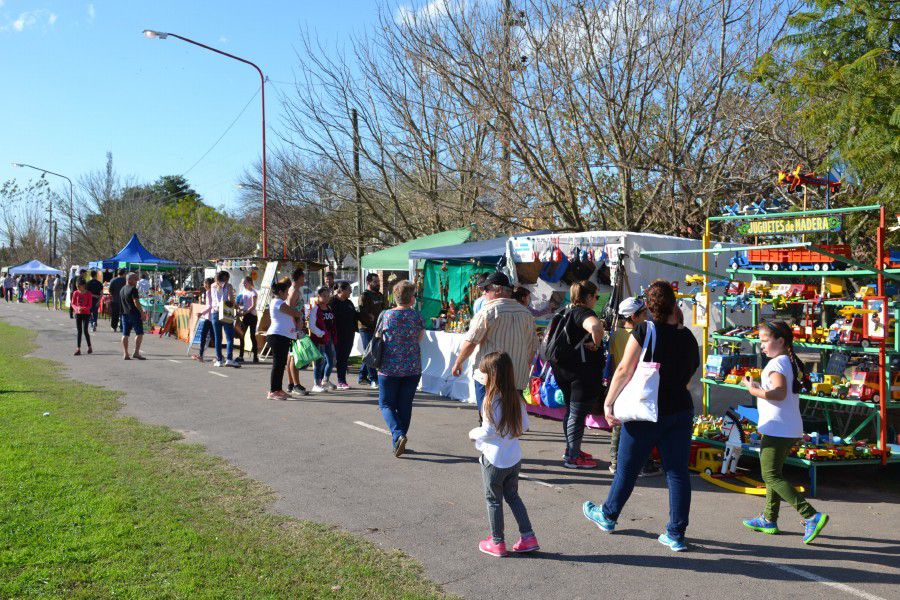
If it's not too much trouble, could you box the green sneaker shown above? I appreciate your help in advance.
[803,513,828,544]
[742,514,780,534]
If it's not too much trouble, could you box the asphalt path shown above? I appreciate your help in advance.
[2,302,898,600]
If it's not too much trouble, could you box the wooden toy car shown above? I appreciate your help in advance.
[689,446,724,476]
[830,383,850,399]
[726,281,746,295]
[810,374,841,397]
[855,285,877,300]
[747,280,771,296]
[685,274,704,285]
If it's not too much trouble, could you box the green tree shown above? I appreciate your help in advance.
[759,0,899,200]
[149,175,201,206]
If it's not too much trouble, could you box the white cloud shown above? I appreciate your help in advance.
[219,36,229,43]
[4,9,56,33]
[87,4,95,21]
[396,0,490,24]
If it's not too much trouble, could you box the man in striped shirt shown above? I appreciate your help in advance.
[452,272,537,417]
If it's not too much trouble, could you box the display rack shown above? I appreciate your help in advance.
[641,204,899,493]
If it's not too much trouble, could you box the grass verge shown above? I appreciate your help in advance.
[0,321,450,599]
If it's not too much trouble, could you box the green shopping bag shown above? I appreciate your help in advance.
[292,336,323,368]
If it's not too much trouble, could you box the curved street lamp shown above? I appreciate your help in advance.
[143,29,268,258]
[11,162,74,268]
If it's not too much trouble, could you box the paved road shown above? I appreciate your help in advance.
[2,302,898,600]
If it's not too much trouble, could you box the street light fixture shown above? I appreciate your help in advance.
[142,29,269,258]
[11,162,74,268]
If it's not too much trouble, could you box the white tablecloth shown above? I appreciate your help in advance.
[418,330,476,403]
[351,329,475,403]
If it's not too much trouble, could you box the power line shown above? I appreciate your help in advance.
[181,85,262,178]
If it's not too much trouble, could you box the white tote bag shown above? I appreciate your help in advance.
[612,321,660,423]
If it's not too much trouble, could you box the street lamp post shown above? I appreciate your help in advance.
[12,162,74,268]
[143,29,268,259]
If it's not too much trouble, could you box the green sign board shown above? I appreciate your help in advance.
[736,215,842,236]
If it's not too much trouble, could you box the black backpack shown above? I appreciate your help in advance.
[539,306,583,365]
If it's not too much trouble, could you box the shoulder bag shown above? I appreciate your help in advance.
[361,310,387,370]
[612,321,660,423]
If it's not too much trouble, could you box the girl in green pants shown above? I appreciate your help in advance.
[740,321,829,544]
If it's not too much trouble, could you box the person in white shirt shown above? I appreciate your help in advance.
[136,273,151,297]
[236,276,259,363]
[468,351,538,557]
[265,280,306,400]
[741,320,829,544]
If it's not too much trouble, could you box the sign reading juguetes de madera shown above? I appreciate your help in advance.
[736,215,842,236]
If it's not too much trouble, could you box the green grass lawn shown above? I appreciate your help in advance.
[0,321,450,599]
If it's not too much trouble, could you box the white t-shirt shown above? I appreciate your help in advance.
[757,354,804,438]
[240,288,258,316]
[468,395,529,469]
[267,298,296,339]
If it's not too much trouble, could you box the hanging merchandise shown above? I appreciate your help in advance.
[539,251,569,283]
[540,368,565,408]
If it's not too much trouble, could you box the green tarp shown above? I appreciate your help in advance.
[419,260,495,323]
[360,228,472,271]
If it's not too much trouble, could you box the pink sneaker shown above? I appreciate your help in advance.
[337,383,351,390]
[512,534,540,553]
[478,537,508,557]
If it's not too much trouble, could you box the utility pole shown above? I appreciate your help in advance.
[46,202,54,264]
[353,108,362,289]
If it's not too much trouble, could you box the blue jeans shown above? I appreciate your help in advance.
[378,373,420,445]
[602,409,693,539]
[313,342,336,384]
[197,319,213,358]
[474,380,486,414]
[210,313,235,362]
[357,330,374,382]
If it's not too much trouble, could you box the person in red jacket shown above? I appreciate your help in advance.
[308,285,337,393]
[71,278,93,356]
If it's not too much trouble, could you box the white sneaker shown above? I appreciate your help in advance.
[370,381,379,389]
[225,359,241,368]
[311,385,326,393]
[213,360,224,367]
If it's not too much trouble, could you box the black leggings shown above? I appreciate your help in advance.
[334,335,355,384]
[76,314,92,349]
[268,334,292,393]
[555,366,603,461]
[238,314,258,358]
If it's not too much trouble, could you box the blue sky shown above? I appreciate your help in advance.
[1,0,388,212]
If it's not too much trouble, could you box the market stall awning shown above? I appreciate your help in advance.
[361,227,472,271]
[408,231,551,262]
[8,259,64,276]
[89,234,178,271]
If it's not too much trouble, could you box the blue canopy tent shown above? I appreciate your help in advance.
[8,259,64,276]
[89,234,178,271]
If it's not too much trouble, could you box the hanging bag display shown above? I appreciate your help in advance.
[361,310,387,371]
[292,335,323,368]
[612,321,660,423]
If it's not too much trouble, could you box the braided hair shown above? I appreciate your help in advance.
[759,321,807,393]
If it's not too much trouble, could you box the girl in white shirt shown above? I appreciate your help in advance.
[266,280,306,400]
[741,320,829,544]
[468,352,538,557]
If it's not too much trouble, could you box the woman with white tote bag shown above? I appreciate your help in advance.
[582,281,700,552]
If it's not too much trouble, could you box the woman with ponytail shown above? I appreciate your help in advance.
[741,320,829,544]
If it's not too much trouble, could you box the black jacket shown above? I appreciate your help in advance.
[358,289,386,332]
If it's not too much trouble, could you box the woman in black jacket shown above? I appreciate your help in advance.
[330,281,359,390]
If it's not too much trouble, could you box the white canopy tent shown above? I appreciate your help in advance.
[8,260,64,276]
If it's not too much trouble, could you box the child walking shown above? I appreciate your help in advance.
[71,278,93,356]
[741,320,829,544]
[469,352,539,557]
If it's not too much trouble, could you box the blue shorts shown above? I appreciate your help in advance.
[122,313,144,337]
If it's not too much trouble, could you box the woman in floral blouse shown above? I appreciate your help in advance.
[377,280,425,457]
